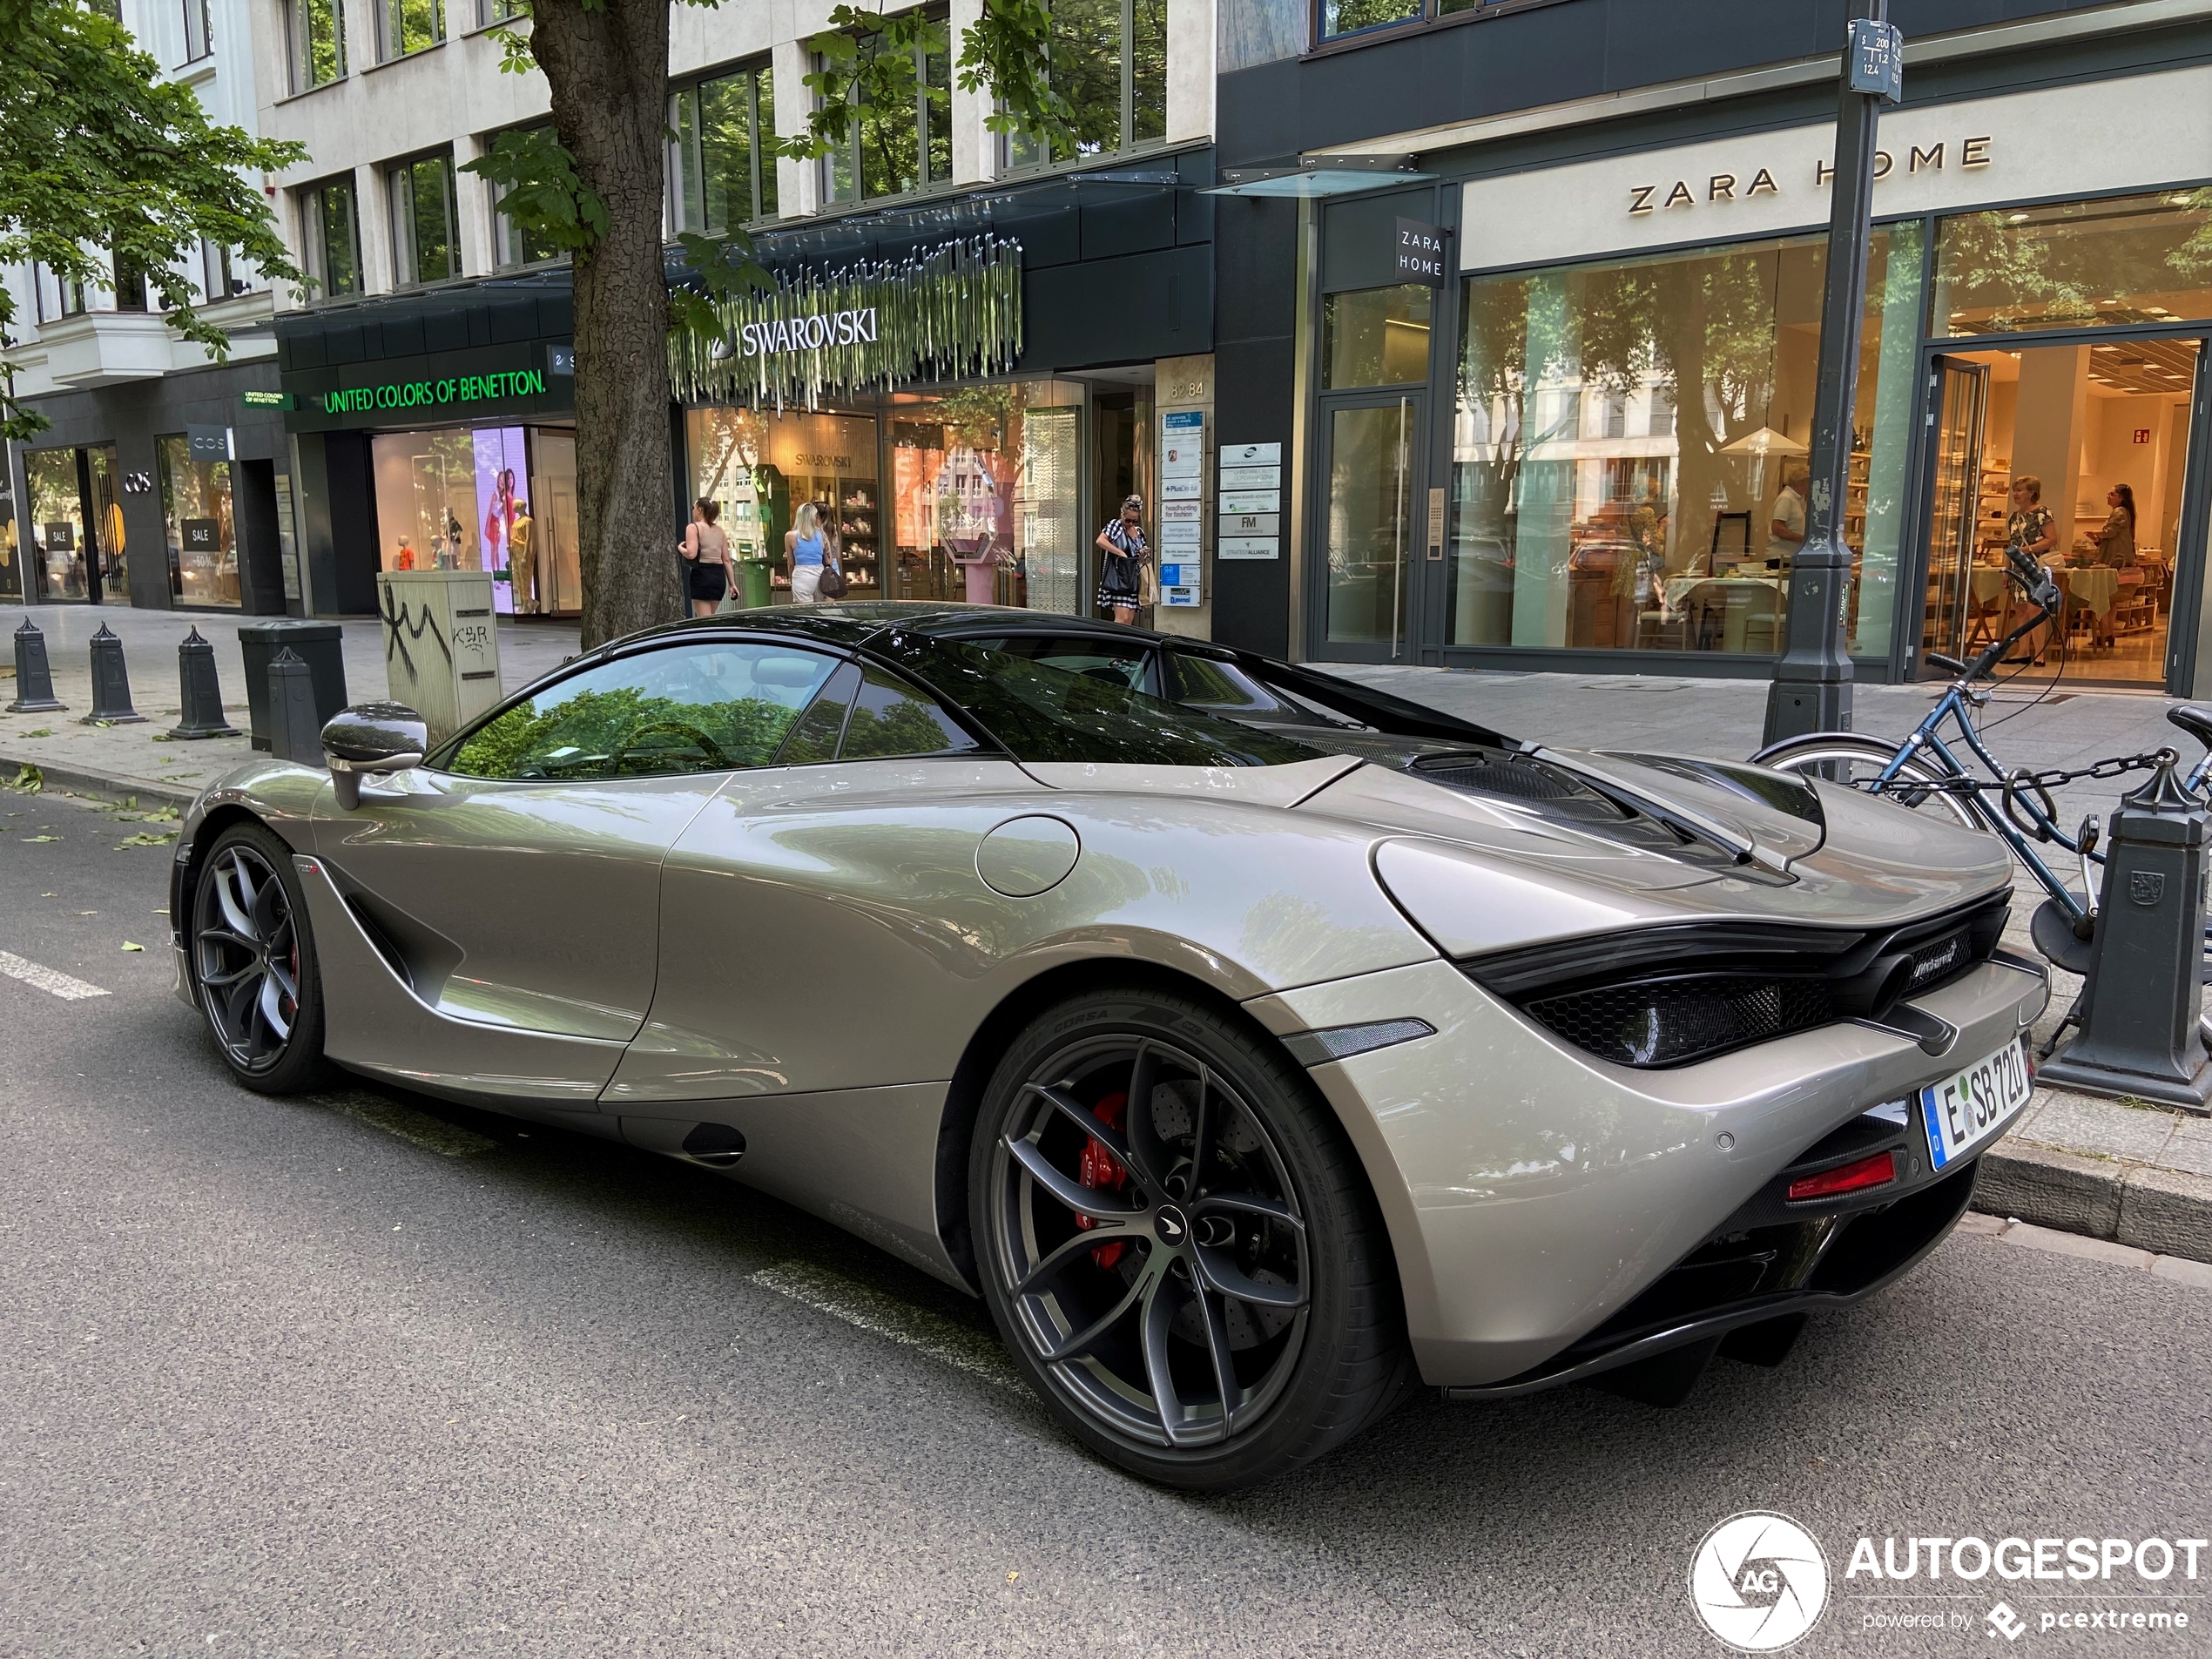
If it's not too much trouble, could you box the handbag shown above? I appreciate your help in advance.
[817,556,849,600]
[1139,556,1158,610]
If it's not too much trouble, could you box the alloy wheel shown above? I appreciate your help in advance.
[193,843,300,1073]
[988,1036,1311,1449]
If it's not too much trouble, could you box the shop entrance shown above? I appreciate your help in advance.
[23,444,124,604]
[1919,336,2201,685]
[1317,392,1425,659]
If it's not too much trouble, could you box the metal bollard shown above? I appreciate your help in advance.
[7,619,65,713]
[167,626,239,739]
[81,623,146,724]
[2038,757,2212,1109]
[266,647,324,764]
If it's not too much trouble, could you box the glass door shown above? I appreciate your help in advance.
[1316,393,1423,660]
[1916,355,1990,665]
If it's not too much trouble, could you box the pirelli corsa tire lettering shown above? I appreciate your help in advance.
[191,822,330,1096]
[972,987,1410,1491]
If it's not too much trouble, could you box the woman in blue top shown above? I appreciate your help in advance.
[784,502,837,604]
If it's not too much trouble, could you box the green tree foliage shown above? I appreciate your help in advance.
[0,0,307,440]
[451,686,802,779]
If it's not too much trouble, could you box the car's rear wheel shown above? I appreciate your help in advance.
[191,821,328,1095]
[971,985,1407,1490]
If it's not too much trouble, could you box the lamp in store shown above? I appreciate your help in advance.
[1723,426,1810,519]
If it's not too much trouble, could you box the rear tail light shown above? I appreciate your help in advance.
[1787,1150,1897,1203]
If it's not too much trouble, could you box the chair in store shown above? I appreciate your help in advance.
[1734,583,1782,655]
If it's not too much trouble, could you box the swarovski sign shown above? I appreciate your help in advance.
[671,235,1022,409]
[731,307,880,357]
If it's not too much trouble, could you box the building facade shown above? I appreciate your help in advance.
[1210,0,2212,692]
[246,0,1220,627]
[1,0,295,615]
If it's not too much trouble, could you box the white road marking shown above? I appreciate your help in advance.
[748,1260,1022,1390]
[313,1089,499,1157]
[0,949,110,1001]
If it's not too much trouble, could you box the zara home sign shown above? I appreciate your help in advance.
[1460,63,2212,272]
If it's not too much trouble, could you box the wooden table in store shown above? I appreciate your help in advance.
[1662,576,1786,653]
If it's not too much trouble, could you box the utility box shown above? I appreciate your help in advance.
[375,569,502,749]
[238,620,347,752]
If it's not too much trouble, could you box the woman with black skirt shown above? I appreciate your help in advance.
[678,498,730,617]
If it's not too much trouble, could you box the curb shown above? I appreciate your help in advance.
[0,749,203,813]
[1973,1142,2212,1265]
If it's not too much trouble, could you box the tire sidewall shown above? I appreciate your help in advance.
[969,984,1390,1490]
[192,821,327,1095]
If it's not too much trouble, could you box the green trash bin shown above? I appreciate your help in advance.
[735,557,774,610]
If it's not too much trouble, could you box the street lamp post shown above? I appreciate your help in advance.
[1762,0,1903,746]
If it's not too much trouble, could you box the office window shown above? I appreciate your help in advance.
[200,239,254,301]
[489,131,564,267]
[1003,0,1165,169]
[670,60,778,233]
[819,12,950,206]
[378,0,441,61]
[302,177,361,299]
[180,0,212,62]
[286,0,344,88]
[390,152,461,286]
[1321,0,1495,41]
[476,0,523,21]
[112,247,150,313]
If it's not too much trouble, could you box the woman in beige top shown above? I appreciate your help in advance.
[2090,484,2137,569]
[678,498,730,617]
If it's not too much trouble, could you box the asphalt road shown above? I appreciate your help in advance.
[3,786,2208,1659]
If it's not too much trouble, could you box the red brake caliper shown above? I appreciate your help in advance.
[1076,1091,1130,1270]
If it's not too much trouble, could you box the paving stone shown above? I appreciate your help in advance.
[1952,1211,2011,1236]
[2116,1164,2212,1264]
[2018,1090,2182,1163]
[1973,1143,2123,1238]
[2161,1115,2212,1178]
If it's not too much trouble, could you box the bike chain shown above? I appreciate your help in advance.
[1863,748,2178,796]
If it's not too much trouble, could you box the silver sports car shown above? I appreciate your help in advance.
[172,604,2047,1490]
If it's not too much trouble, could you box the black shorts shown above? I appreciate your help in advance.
[687,561,729,602]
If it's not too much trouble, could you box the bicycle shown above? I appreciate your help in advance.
[1748,544,2212,1052]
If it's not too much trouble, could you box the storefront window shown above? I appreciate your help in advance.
[683,382,1088,612]
[26,449,90,602]
[1323,284,1433,388]
[371,428,479,574]
[158,436,240,608]
[1935,187,2212,337]
[0,462,18,603]
[1448,223,1923,658]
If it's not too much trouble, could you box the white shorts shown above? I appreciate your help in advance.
[792,563,823,604]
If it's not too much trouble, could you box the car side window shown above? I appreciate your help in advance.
[776,662,860,765]
[968,635,1157,695]
[442,643,838,780]
[840,664,981,760]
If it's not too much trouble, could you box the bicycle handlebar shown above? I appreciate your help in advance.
[1926,652,1968,676]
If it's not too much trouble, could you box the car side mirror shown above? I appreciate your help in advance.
[322,703,428,811]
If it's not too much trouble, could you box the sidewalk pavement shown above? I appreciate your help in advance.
[6,611,2208,1259]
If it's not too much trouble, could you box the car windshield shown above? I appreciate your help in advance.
[871,631,1327,767]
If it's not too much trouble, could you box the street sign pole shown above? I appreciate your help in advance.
[1763,0,1902,746]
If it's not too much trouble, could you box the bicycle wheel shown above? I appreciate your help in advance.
[1751,734,1982,831]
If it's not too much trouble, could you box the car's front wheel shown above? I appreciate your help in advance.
[971,985,1407,1490]
[191,821,329,1095]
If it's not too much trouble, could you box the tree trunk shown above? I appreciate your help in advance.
[529,0,682,650]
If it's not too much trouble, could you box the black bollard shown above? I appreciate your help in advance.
[168,626,239,739]
[7,620,65,713]
[2038,754,2212,1109]
[81,623,146,724]
[266,647,323,764]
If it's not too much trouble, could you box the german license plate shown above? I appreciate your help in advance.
[1921,1036,2032,1171]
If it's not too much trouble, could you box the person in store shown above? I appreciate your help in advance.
[2002,473,2060,664]
[1095,494,1150,625]
[2083,483,2140,650]
[784,501,836,604]
[508,499,536,614]
[1769,464,1811,565]
[678,497,729,617]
